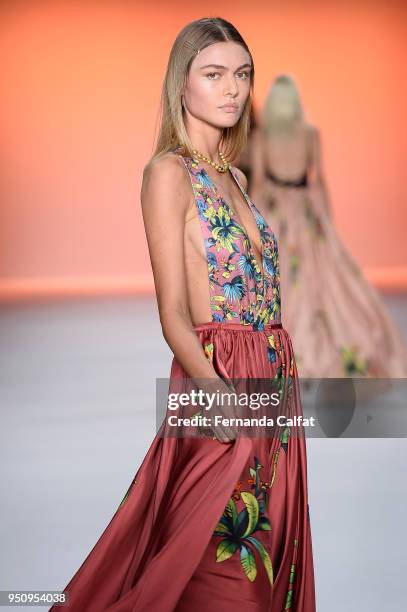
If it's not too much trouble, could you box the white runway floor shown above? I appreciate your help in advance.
[0,294,406,611]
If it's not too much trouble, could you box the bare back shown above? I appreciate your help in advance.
[262,122,313,181]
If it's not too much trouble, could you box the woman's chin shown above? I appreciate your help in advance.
[212,116,242,129]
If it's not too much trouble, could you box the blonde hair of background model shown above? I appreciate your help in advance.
[262,73,306,134]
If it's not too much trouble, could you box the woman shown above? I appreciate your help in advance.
[249,74,407,379]
[50,20,316,611]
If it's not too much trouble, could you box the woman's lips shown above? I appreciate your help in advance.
[219,105,239,113]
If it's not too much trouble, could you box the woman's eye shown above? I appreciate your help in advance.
[206,71,250,80]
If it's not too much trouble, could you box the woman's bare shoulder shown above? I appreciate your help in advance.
[142,151,187,183]
[141,152,191,215]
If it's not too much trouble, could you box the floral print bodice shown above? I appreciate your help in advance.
[179,154,281,330]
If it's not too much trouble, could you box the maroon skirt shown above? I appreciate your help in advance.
[49,321,316,612]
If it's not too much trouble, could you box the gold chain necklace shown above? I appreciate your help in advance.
[192,149,231,173]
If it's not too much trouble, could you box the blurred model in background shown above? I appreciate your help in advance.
[236,74,407,379]
[234,105,258,193]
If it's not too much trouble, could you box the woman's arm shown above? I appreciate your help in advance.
[308,125,332,218]
[141,154,218,381]
[141,154,236,442]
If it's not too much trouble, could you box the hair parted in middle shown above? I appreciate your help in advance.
[152,17,255,164]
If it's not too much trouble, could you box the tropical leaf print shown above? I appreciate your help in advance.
[204,205,217,222]
[207,251,217,271]
[210,206,244,254]
[240,544,257,581]
[252,206,268,230]
[213,456,275,585]
[203,342,214,362]
[195,168,216,190]
[238,253,256,278]
[241,492,260,537]
[181,154,281,328]
[225,497,238,524]
[284,562,296,609]
[220,252,236,278]
[246,536,274,585]
[211,297,240,321]
[263,253,276,276]
[340,345,369,376]
[284,538,299,609]
[241,308,255,325]
[205,237,217,250]
[269,330,295,404]
[267,333,277,363]
[216,539,239,562]
[221,275,246,302]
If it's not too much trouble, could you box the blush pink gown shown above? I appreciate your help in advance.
[263,169,407,379]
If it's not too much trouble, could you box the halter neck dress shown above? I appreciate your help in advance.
[48,152,316,612]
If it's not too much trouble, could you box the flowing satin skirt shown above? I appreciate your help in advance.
[49,321,316,612]
[264,180,407,378]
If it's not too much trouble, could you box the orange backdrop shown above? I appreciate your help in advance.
[1,0,406,300]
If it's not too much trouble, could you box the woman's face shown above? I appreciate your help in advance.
[183,41,252,129]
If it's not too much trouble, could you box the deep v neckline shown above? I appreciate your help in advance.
[198,161,265,282]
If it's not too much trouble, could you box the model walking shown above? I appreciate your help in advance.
[50,20,316,611]
[248,74,407,379]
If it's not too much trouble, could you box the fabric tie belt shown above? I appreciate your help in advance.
[193,321,283,333]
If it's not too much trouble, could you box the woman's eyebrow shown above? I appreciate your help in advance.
[198,63,252,70]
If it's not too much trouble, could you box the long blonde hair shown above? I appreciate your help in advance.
[152,17,255,163]
[262,74,305,134]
